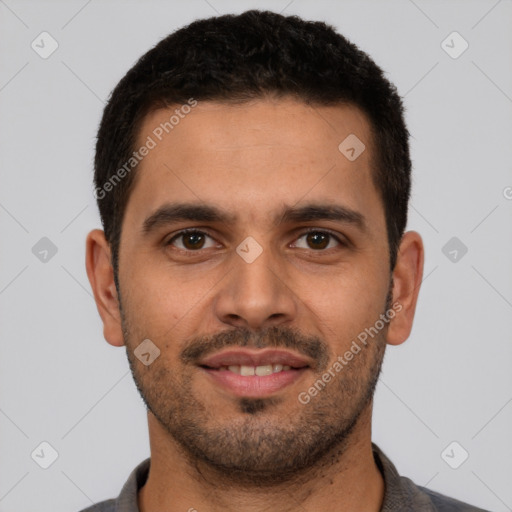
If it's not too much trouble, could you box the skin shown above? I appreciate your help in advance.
[86,97,424,512]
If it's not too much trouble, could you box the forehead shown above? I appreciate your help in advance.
[126,98,383,228]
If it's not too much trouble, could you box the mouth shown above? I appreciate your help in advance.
[209,363,295,376]
[198,349,311,398]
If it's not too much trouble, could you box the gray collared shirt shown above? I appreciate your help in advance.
[78,444,489,511]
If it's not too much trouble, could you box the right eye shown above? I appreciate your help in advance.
[166,229,218,251]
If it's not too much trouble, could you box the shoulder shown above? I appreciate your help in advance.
[77,499,116,512]
[418,485,491,512]
[74,457,150,512]
[372,443,491,512]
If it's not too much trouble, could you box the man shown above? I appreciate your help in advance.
[83,10,487,512]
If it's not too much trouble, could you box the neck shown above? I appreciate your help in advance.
[138,406,384,512]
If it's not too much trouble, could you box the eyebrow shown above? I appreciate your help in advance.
[142,202,366,234]
[142,203,236,234]
[278,204,366,231]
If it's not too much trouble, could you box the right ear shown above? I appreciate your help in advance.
[85,229,125,347]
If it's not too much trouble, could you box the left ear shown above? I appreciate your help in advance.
[386,231,424,346]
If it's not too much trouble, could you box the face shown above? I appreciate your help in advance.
[113,98,396,481]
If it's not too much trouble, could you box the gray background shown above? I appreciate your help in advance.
[1,0,511,511]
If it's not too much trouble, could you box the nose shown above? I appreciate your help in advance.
[213,245,298,331]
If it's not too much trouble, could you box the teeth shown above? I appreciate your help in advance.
[240,365,255,376]
[255,364,273,376]
[223,364,292,375]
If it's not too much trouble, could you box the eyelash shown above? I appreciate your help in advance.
[165,228,346,252]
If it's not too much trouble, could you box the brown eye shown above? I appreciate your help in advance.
[306,232,329,250]
[182,232,205,250]
[168,230,216,251]
[293,230,341,251]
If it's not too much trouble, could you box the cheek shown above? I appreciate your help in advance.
[120,258,220,340]
[301,263,389,348]
[124,285,185,341]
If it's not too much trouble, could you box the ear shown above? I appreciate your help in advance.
[386,231,424,346]
[85,229,125,347]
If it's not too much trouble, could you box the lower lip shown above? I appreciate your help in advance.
[201,367,308,398]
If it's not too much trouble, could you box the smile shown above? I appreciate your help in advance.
[198,349,311,398]
[215,364,292,376]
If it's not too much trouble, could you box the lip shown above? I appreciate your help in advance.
[199,348,311,369]
[198,349,311,398]
[202,367,309,398]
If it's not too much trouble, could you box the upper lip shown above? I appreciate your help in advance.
[199,349,312,369]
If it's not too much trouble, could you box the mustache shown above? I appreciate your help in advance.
[180,325,330,372]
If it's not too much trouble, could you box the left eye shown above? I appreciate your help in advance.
[293,231,341,250]
[167,230,218,251]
